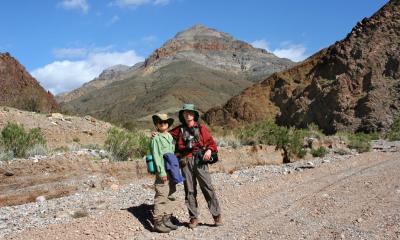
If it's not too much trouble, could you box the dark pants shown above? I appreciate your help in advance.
[181,155,221,219]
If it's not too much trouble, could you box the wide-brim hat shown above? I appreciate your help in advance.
[179,103,199,123]
[152,113,174,127]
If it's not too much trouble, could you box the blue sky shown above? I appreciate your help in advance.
[0,0,388,94]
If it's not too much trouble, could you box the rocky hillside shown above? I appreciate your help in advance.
[0,53,58,113]
[205,0,400,134]
[58,25,294,126]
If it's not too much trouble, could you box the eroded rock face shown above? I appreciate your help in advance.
[206,0,400,133]
[0,53,58,112]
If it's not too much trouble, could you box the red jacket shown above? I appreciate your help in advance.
[170,123,218,157]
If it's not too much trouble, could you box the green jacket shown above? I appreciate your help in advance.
[151,132,175,177]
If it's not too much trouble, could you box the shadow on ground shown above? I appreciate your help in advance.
[125,203,185,231]
[126,204,154,231]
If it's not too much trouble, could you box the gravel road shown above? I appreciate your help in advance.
[2,146,399,240]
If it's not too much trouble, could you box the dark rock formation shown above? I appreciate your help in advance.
[205,0,400,133]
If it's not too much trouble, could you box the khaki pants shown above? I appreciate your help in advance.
[181,155,221,219]
[153,175,177,221]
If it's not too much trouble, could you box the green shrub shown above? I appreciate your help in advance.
[0,123,46,158]
[238,120,307,162]
[104,127,149,161]
[386,115,400,141]
[237,119,280,145]
[311,146,328,158]
[347,132,371,153]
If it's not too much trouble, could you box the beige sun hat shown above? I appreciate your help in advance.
[152,113,174,126]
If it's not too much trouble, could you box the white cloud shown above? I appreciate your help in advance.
[31,50,144,94]
[273,44,308,62]
[59,0,89,13]
[251,39,308,62]
[53,48,88,59]
[250,39,269,51]
[107,15,120,26]
[111,0,170,7]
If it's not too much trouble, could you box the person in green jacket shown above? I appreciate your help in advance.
[151,113,179,233]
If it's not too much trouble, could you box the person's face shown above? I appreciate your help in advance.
[156,121,169,132]
[183,110,195,123]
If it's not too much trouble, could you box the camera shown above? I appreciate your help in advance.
[185,135,194,150]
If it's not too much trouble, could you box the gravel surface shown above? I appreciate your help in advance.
[1,140,400,239]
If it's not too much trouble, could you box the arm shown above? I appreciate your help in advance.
[151,138,167,178]
[169,125,180,140]
[200,125,218,160]
[200,125,218,152]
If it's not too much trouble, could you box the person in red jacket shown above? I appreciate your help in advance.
[169,103,222,228]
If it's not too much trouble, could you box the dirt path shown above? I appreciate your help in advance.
[4,151,400,240]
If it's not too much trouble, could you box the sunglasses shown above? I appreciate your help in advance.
[157,120,169,125]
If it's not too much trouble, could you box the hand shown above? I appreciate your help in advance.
[203,149,212,161]
[160,176,168,183]
[151,131,158,138]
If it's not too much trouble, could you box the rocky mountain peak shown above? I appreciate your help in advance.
[174,24,234,41]
[144,24,293,78]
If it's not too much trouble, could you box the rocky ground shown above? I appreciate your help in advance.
[0,106,112,149]
[1,140,399,240]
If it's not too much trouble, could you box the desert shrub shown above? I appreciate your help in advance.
[386,115,400,141]
[238,120,307,162]
[216,135,241,149]
[311,146,328,158]
[347,132,372,153]
[26,144,48,157]
[237,119,280,145]
[273,126,307,162]
[104,127,150,161]
[0,147,14,161]
[303,123,325,139]
[0,123,46,158]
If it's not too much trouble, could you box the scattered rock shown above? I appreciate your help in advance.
[36,196,46,203]
[4,171,14,177]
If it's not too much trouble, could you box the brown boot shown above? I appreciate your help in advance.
[213,215,223,226]
[153,219,171,233]
[188,218,199,229]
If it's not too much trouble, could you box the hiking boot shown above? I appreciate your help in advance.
[163,215,178,230]
[153,219,171,233]
[188,218,199,229]
[213,215,223,226]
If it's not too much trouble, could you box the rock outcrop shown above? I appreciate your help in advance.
[205,0,400,134]
[0,53,58,112]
